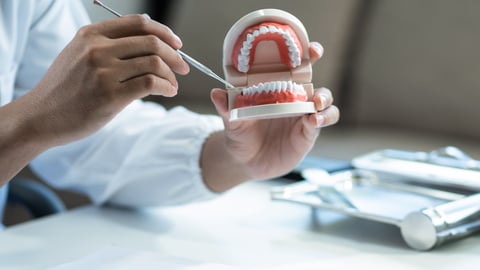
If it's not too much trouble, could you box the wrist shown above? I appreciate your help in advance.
[200,131,251,192]
[0,100,49,152]
[0,100,49,185]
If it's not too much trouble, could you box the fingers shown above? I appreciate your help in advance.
[309,41,324,65]
[119,73,178,99]
[77,15,193,100]
[303,105,339,128]
[116,54,177,86]
[91,14,183,49]
[210,88,229,119]
[305,87,340,128]
[316,105,340,127]
[110,35,189,75]
[313,87,333,111]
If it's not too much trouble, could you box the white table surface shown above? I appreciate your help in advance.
[1,180,479,269]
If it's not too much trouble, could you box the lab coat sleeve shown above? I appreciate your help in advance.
[30,100,225,207]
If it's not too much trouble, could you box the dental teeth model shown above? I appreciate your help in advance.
[223,9,317,121]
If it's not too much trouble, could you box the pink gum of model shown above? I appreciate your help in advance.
[223,9,316,121]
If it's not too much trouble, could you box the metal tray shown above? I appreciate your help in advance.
[352,146,480,191]
[271,166,480,251]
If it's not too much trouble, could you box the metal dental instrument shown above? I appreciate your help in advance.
[93,0,234,89]
[175,50,234,88]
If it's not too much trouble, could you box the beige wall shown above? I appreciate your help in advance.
[348,0,480,138]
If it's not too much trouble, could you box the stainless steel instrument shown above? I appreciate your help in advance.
[271,146,480,250]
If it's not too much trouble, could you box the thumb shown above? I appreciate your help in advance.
[210,88,229,119]
[309,41,324,65]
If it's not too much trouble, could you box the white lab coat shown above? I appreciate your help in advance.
[0,0,223,215]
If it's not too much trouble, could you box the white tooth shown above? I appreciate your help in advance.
[239,65,248,73]
[292,83,297,92]
[289,44,299,52]
[241,47,250,55]
[260,84,266,93]
[290,53,300,62]
[287,81,293,90]
[295,84,301,91]
[268,25,278,33]
[238,55,248,65]
[275,81,282,91]
[298,84,305,93]
[268,82,275,92]
[272,82,278,92]
[285,38,293,47]
[294,83,305,93]
[253,30,260,37]
[281,81,287,91]
[247,33,254,42]
[290,48,299,54]
[264,83,271,93]
[238,60,247,67]
[270,82,276,92]
[260,26,268,34]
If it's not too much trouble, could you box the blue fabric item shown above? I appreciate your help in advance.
[0,185,7,229]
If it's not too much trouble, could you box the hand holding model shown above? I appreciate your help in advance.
[202,9,339,192]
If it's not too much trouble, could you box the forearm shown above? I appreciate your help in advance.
[200,131,252,193]
[0,98,48,186]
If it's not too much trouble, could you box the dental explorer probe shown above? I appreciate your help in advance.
[93,0,235,89]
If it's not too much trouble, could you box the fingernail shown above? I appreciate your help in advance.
[166,27,183,47]
[173,33,183,47]
[312,42,324,56]
[171,81,178,91]
[316,114,325,127]
[142,13,151,20]
[320,94,328,109]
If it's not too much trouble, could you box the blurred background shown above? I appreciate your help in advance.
[6,0,480,225]
[84,0,480,158]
